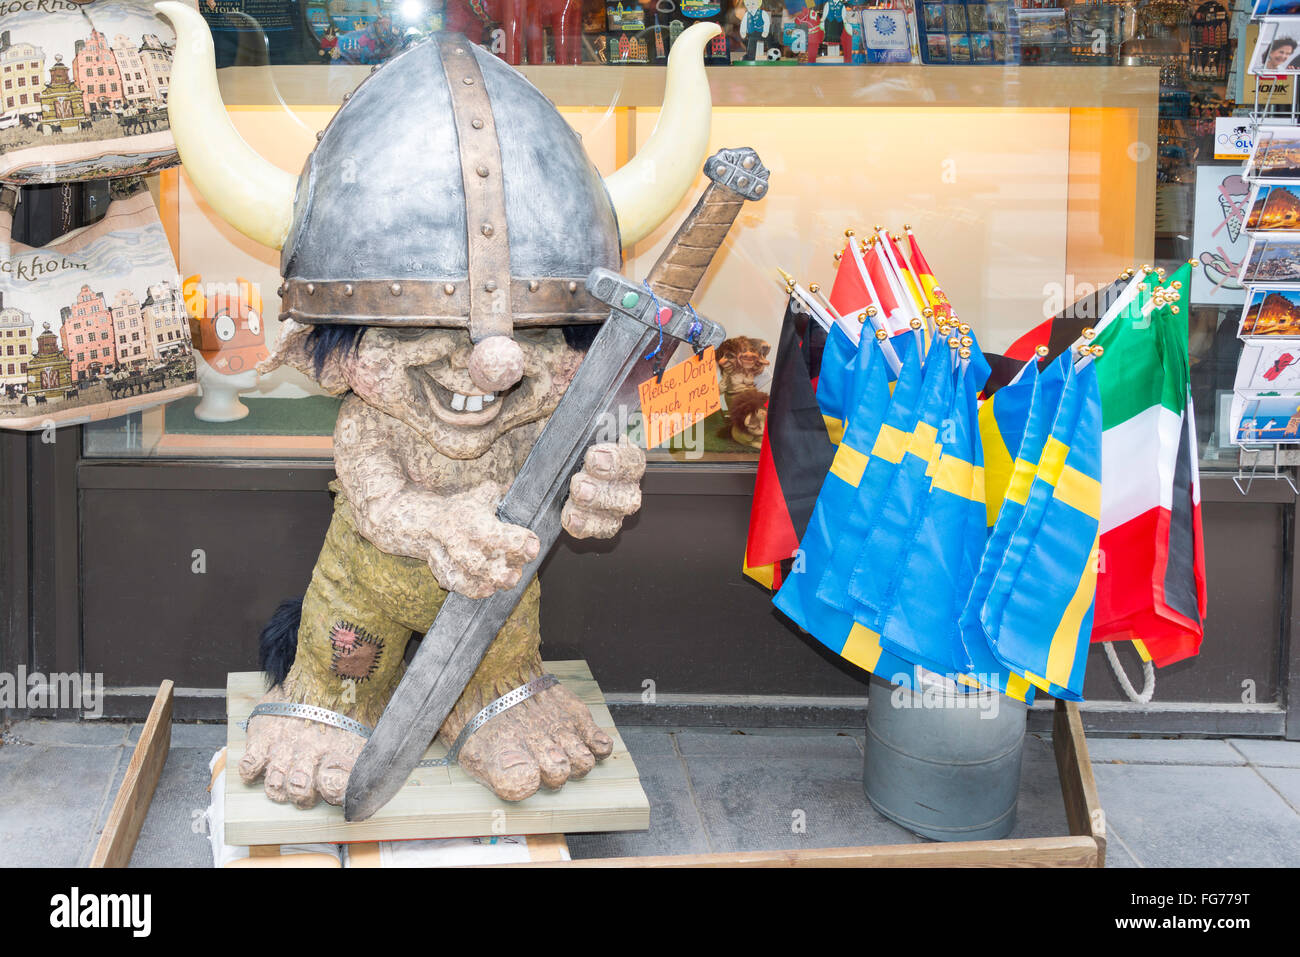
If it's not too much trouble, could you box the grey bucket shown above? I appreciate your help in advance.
[863,673,1027,842]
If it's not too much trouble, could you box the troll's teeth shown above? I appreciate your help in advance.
[465,394,484,412]
[483,392,496,404]
[451,393,467,411]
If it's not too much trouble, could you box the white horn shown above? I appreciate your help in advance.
[604,22,718,248]
[155,2,297,250]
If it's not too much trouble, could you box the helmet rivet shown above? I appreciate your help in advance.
[471,118,484,130]
[476,165,489,178]
[463,76,474,85]
[485,280,497,293]
[481,224,494,237]
[736,176,748,188]
[741,155,756,169]
[343,92,352,101]
[568,281,578,293]
[528,280,540,292]
[443,284,455,295]
[343,284,354,297]
[306,283,315,295]
[315,131,324,141]
[390,283,402,296]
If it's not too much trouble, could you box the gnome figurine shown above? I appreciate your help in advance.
[158,4,721,809]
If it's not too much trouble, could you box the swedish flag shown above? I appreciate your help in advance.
[977,354,1104,700]
[813,335,927,615]
[773,331,919,685]
[818,323,857,447]
[843,334,959,624]
[870,347,986,678]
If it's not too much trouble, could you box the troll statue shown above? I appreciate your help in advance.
[160,3,722,808]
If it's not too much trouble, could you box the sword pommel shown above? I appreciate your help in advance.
[704,147,769,201]
[585,268,726,350]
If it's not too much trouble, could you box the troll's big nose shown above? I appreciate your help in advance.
[468,336,524,393]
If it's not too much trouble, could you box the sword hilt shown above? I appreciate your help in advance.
[644,147,769,305]
[585,268,726,350]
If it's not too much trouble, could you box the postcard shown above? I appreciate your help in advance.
[1247,125,1300,182]
[1249,17,1300,74]
[1240,286,1300,336]
[1243,238,1300,284]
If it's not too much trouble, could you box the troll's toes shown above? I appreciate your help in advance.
[458,717,542,802]
[543,684,615,760]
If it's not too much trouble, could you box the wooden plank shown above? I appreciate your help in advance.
[504,836,1100,868]
[1053,699,1106,868]
[225,662,648,846]
[90,681,174,868]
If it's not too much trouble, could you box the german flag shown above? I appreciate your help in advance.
[982,279,1129,398]
[742,297,833,589]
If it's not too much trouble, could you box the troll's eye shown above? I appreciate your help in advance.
[214,314,236,342]
[245,309,261,337]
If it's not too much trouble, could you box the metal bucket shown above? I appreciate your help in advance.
[863,673,1027,842]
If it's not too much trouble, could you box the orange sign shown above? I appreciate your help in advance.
[637,347,721,449]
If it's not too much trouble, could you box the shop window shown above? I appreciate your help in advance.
[82,2,1245,470]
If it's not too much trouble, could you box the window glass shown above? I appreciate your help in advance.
[80,0,1245,470]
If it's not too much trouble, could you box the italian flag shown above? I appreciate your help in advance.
[1090,264,1206,666]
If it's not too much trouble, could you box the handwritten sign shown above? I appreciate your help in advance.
[637,347,721,449]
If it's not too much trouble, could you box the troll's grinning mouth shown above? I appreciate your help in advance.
[417,369,522,426]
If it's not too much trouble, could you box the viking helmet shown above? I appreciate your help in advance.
[155,3,718,391]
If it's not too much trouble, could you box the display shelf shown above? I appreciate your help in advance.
[216,63,1161,108]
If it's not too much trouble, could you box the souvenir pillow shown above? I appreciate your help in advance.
[0,0,181,184]
[0,185,196,430]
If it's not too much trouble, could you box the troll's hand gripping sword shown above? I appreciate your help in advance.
[345,148,769,820]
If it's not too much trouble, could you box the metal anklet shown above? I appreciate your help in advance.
[239,673,559,768]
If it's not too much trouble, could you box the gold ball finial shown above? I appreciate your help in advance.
[873,223,883,232]
[1141,264,1152,274]
[948,336,961,348]
[857,312,868,324]
[959,347,971,360]
[1170,305,1179,314]
[922,307,935,318]
[910,318,924,330]
[808,282,820,294]
[1078,344,1092,357]
[1035,345,1050,358]
[1172,280,1183,290]
[957,322,970,335]
[845,228,856,238]
[834,252,842,263]
[904,223,913,233]
[1082,327,1095,339]
[1091,346,1104,358]
[1188,258,1199,267]
[960,336,973,348]
[875,329,888,341]
[866,306,878,317]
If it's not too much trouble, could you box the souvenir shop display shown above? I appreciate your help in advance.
[746,228,1207,718]
[917,0,1017,64]
[0,0,180,184]
[0,184,195,431]
[183,276,269,423]
[1188,0,1229,80]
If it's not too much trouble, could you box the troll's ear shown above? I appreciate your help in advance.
[257,319,355,395]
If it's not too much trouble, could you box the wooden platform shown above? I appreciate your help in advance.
[224,661,649,847]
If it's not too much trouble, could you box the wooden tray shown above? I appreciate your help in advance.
[224,660,649,847]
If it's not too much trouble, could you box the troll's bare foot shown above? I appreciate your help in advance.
[237,685,368,809]
[440,668,614,802]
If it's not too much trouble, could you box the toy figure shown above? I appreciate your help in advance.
[184,276,269,422]
[445,0,585,64]
[160,4,725,808]
[319,22,341,59]
[715,335,771,405]
[843,2,866,62]
[739,0,772,60]
[790,0,823,61]
[820,0,844,52]
[720,387,767,447]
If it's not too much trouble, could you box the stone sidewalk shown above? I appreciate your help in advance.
[1,719,1297,867]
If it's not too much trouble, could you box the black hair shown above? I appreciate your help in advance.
[563,324,600,352]
[305,323,368,378]
[258,597,302,688]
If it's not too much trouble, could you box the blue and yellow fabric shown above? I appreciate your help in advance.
[817,323,857,447]
[814,335,927,616]
[773,332,919,686]
[978,357,1103,700]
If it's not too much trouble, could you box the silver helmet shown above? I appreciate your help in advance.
[157,2,719,359]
